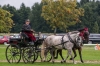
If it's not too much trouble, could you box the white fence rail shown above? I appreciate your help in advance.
[84,44,100,46]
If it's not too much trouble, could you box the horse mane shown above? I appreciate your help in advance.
[68,31,79,34]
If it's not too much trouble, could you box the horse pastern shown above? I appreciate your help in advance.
[64,60,66,63]
[70,58,72,60]
[74,62,77,64]
[52,61,54,63]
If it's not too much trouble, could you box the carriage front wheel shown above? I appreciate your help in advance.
[5,44,21,63]
[22,46,35,64]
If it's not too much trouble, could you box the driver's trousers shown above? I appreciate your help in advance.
[24,31,36,42]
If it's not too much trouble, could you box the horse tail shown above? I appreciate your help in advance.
[41,40,45,61]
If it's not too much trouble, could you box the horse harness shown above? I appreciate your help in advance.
[50,33,78,49]
[61,33,76,49]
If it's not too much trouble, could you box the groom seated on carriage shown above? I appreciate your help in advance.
[21,19,36,44]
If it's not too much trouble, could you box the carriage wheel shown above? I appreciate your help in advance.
[45,50,52,62]
[22,46,35,63]
[5,44,21,63]
[34,51,38,62]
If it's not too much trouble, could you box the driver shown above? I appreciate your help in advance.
[22,19,36,44]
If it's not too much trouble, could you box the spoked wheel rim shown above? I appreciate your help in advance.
[22,47,35,64]
[5,44,21,63]
[46,51,52,62]
[34,51,38,62]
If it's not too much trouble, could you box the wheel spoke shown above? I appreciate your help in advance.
[6,45,21,63]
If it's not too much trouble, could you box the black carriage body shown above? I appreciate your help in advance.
[9,38,28,47]
[6,33,52,63]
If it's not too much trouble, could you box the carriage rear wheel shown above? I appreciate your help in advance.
[22,46,35,63]
[5,44,21,63]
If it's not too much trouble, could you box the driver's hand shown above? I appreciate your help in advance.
[31,29,35,32]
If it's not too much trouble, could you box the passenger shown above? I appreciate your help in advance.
[83,27,90,43]
[22,19,36,44]
[78,27,89,40]
[79,30,85,40]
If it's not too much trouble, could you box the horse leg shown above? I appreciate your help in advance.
[58,50,64,60]
[67,49,76,64]
[54,49,64,60]
[43,48,48,62]
[61,50,69,63]
[50,48,55,63]
[54,50,58,59]
[78,47,84,63]
[62,49,76,64]
[70,48,77,60]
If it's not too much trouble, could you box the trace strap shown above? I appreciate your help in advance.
[67,33,76,45]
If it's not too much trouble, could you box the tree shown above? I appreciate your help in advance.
[2,4,19,33]
[80,0,89,5]
[92,22,99,33]
[0,8,13,32]
[12,3,30,32]
[41,0,84,34]
[78,2,99,33]
[29,2,53,32]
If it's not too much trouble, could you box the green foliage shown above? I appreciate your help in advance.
[0,8,13,32]
[29,3,52,32]
[92,22,99,33]
[76,1,100,33]
[1,1,100,33]
[80,0,89,5]
[41,0,84,33]
[2,4,31,32]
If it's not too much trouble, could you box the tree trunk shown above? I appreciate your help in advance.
[54,28,57,35]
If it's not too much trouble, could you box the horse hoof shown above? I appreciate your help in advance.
[54,57,57,59]
[74,62,77,64]
[70,58,72,60]
[43,60,46,62]
[81,61,84,63]
[61,61,63,63]
[41,60,43,62]
[64,60,66,63]
[52,61,54,64]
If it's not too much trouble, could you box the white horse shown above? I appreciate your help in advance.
[41,31,82,64]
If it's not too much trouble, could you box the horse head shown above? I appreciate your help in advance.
[68,31,83,47]
[83,31,90,43]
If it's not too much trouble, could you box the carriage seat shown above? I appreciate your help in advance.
[21,32,29,39]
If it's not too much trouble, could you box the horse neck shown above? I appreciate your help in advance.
[70,33,79,41]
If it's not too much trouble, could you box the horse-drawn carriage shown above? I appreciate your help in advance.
[5,32,51,63]
[5,30,89,64]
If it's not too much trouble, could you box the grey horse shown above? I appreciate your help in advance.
[41,31,82,64]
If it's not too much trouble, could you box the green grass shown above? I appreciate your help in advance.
[0,62,100,66]
[0,45,100,66]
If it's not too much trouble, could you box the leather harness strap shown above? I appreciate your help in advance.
[67,33,76,45]
[61,35,65,49]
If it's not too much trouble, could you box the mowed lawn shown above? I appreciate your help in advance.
[0,45,100,66]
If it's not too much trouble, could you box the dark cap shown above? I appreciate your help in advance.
[25,19,30,22]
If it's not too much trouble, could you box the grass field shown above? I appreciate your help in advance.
[0,45,100,66]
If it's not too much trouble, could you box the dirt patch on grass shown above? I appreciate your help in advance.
[0,60,100,64]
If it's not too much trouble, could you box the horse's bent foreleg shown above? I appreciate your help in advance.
[78,47,84,63]
[54,49,64,60]
[70,48,77,60]
[58,50,64,60]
